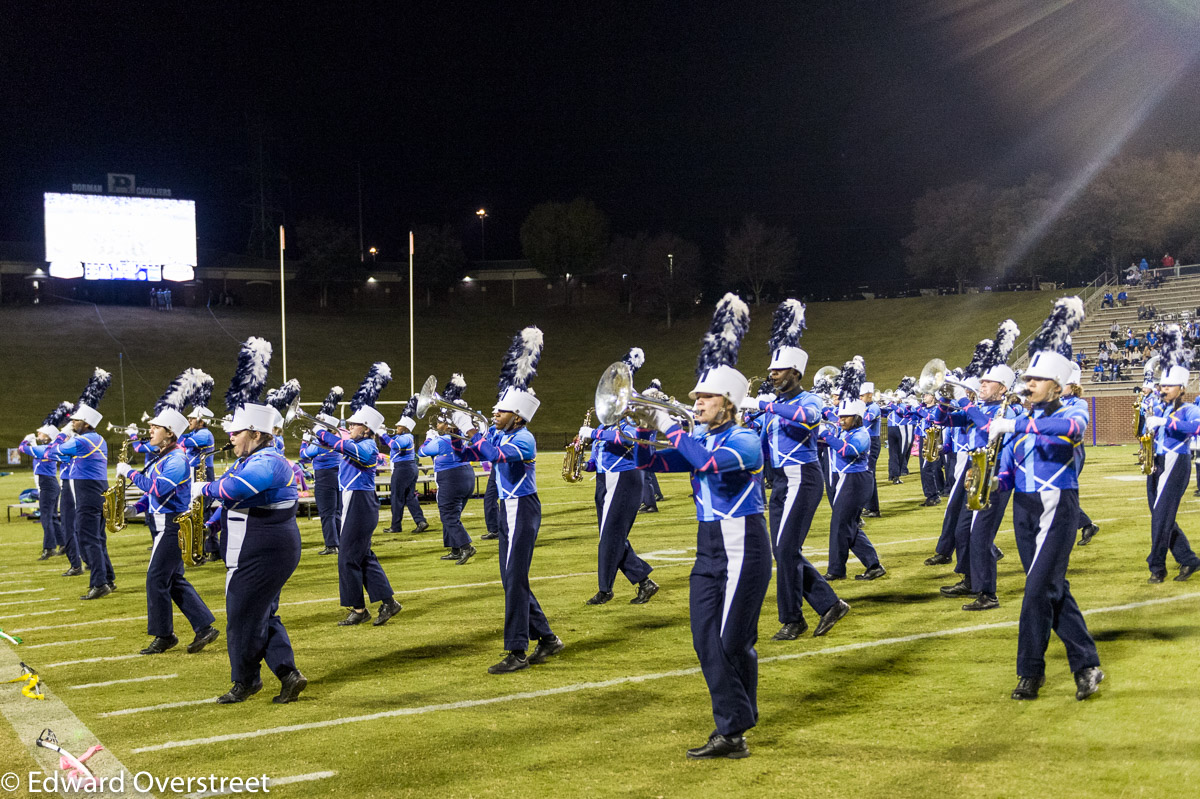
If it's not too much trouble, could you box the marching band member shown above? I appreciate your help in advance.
[1139,326,1200,583]
[630,295,769,759]
[819,360,886,582]
[639,379,668,514]
[198,337,306,704]
[47,369,114,600]
[298,386,345,554]
[858,372,882,518]
[379,395,429,535]
[480,407,502,540]
[181,371,221,561]
[1061,366,1100,546]
[265,380,301,456]
[940,321,1022,611]
[915,393,944,506]
[452,327,565,674]
[812,370,838,507]
[988,298,1102,701]
[314,363,404,626]
[577,347,658,606]
[19,401,73,561]
[740,301,848,640]
[883,382,913,485]
[121,370,219,655]
[417,375,477,564]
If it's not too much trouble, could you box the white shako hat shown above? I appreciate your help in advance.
[70,367,112,428]
[1067,363,1082,386]
[766,299,808,375]
[690,293,752,408]
[346,362,392,435]
[838,399,867,417]
[148,408,189,437]
[496,327,545,422]
[860,382,875,395]
[39,400,74,438]
[227,404,277,434]
[222,336,273,434]
[396,394,418,431]
[834,357,866,417]
[1159,325,1192,388]
[1023,298,1084,388]
[978,319,1020,391]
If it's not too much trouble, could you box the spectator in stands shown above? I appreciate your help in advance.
[1138,302,1148,320]
[1164,252,1175,271]
[1147,303,1158,320]
[1092,363,1104,382]
[1101,292,1115,309]
[1110,360,1123,382]
[1110,322,1120,339]
[1117,290,1128,307]
[1146,329,1159,347]
[1140,257,1149,273]
[1127,265,1140,285]
[1146,271,1161,289]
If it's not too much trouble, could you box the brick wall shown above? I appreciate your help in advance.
[1089,391,1172,445]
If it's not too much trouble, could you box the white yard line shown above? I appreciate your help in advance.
[0,579,33,586]
[0,587,44,596]
[130,591,1200,753]
[23,635,115,649]
[0,608,74,621]
[70,673,178,691]
[44,653,145,668]
[0,596,59,608]
[99,698,217,717]
[9,614,145,634]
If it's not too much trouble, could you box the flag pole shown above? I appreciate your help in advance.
[279,225,287,382]
[409,230,415,395]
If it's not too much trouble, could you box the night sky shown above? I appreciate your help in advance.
[4,1,1200,282]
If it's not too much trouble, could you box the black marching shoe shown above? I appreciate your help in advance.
[54,545,67,556]
[441,548,462,561]
[686,733,749,760]
[638,504,658,514]
[924,552,952,566]
[1147,573,1166,584]
[586,590,614,605]
[772,620,809,640]
[273,669,308,704]
[381,527,397,534]
[415,520,430,533]
[630,578,659,605]
[37,548,53,561]
[140,634,179,655]
[1074,667,1104,700]
[187,625,220,653]
[481,531,499,540]
[338,608,371,626]
[1010,675,1045,700]
[455,545,477,565]
[217,679,263,704]
[995,547,1005,562]
[855,564,887,581]
[1078,524,1100,546]
[488,651,529,674]
[1175,563,1199,582]
[962,594,999,611]
[107,581,116,592]
[80,584,112,600]
[318,546,339,556]
[814,599,851,637]
[528,636,565,665]
[373,599,403,626]
[921,497,940,507]
[62,566,83,577]
[862,510,881,518]
[822,572,845,581]
[940,579,975,597]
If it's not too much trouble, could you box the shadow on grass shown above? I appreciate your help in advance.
[1092,624,1200,642]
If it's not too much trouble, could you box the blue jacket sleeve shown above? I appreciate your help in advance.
[653,425,762,473]
[315,429,376,467]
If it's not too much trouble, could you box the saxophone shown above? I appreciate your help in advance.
[101,437,132,533]
[177,463,207,567]
[965,393,1021,511]
[562,407,594,484]
[923,424,943,463]
[1134,391,1155,476]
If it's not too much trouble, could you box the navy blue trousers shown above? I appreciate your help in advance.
[864,436,881,513]
[887,425,914,480]
[200,463,222,556]
[965,488,1012,596]
[222,505,301,684]
[338,490,394,608]
[826,471,880,578]
[920,452,945,500]
[1146,452,1200,578]
[594,471,652,593]
[74,479,113,589]
[37,474,65,550]
[59,479,82,568]
[313,467,342,548]
[941,451,957,495]
[389,460,426,530]
[691,514,772,737]
[483,469,499,534]
[498,494,553,652]
[1012,490,1100,679]
[146,513,215,637]
[935,456,969,560]
[769,462,838,623]
[821,445,838,507]
[437,465,474,548]
[952,464,1005,579]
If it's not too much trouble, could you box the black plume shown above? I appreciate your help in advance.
[265,379,301,413]
[696,293,750,377]
[498,327,544,391]
[443,373,467,403]
[319,386,344,417]
[189,369,215,410]
[43,401,74,428]
[349,362,391,413]
[77,367,111,409]
[225,337,272,412]
[963,340,992,379]
[154,368,206,414]
[836,359,864,399]
[767,299,806,354]
[401,394,419,419]
[1027,297,1084,360]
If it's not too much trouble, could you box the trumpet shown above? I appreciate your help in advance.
[595,362,694,433]
[415,375,491,434]
[106,421,148,436]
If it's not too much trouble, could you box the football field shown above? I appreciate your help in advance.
[1,444,1198,799]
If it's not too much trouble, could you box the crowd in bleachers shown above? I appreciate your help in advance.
[1081,315,1200,382]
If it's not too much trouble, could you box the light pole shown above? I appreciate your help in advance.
[667,253,674,329]
[369,247,378,263]
[476,208,487,260]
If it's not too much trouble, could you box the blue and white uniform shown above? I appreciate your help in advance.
[884,400,914,481]
[200,444,301,686]
[915,404,945,501]
[315,428,397,610]
[1144,399,1200,578]
[818,422,882,578]
[299,436,342,550]
[48,430,111,589]
[379,430,426,533]
[862,399,882,514]
[19,438,66,555]
[586,421,653,595]
[127,444,215,639]
[482,425,502,536]
[419,432,475,550]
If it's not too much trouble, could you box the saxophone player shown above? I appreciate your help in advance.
[119,405,219,655]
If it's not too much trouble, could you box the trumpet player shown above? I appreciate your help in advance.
[379,396,429,536]
[119,406,219,656]
[858,376,883,518]
[741,301,848,640]
[576,348,658,606]
[417,375,478,564]
[915,393,945,506]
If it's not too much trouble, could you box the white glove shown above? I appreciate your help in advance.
[125,423,139,437]
[1145,416,1167,430]
[301,431,314,444]
[650,408,674,434]
[738,396,762,412]
[425,429,438,440]
[905,397,920,408]
[23,433,35,444]
[451,411,476,434]
[116,462,133,478]
[193,481,209,496]
[59,424,76,439]
[987,417,1016,442]
[578,425,595,441]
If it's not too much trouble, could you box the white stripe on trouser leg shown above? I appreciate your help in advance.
[149,514,167,562]
[340,489,353,528]
[719,517,747,638]
[954,454,968,482]
[832,472,846,507]
[225,513,248,594]
[777,464,803,547]
[1155,452,1178,508]
[504,499,519,568]
[599,475,617,536]
[1027,489,1060,572]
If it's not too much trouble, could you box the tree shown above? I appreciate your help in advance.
[412,224,468,306]
[294,217,360,308]
[902,182,993,293]
[606,232,703,323]
[721,216,797,305]
[520,197,610,304]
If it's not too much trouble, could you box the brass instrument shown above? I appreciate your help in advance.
[595,362,694,433]
[562,407,593,484]
[964,392,1022,511]
[1135,356,1160,475]
[414,375,490,435]
[916,357,957,404]
[101,437,132,533]
[923,424,943,463]
[177,463,207,566]
[106,421,149,436]
[812,365,840,395]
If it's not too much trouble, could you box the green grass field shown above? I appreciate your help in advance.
[0,443,1196,799]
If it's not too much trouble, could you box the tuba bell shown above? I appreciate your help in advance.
[595,362,694,432]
